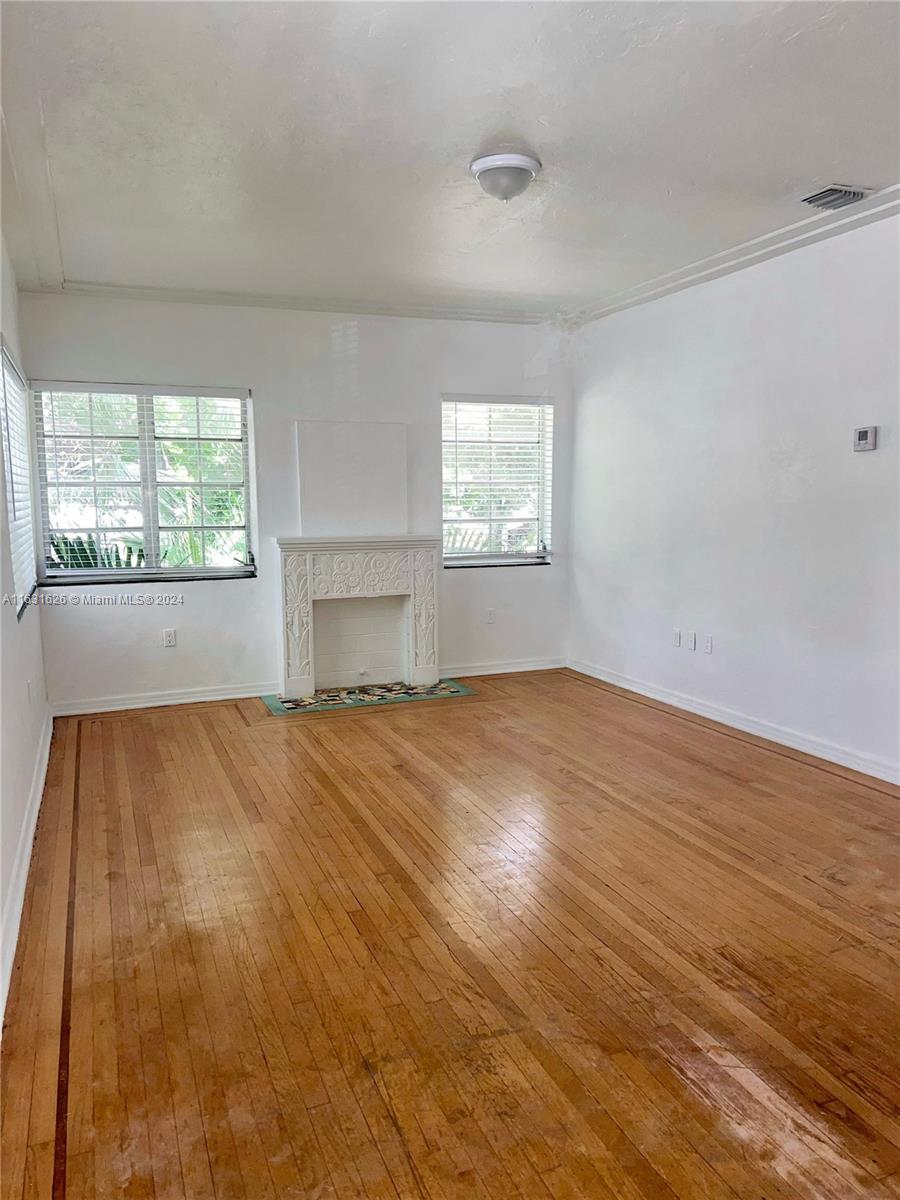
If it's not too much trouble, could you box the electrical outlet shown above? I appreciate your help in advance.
[486,608,496,624]
[704,635,713,654]
[162,628,177,648]
[673,629,682,648]
[687,631,697,651]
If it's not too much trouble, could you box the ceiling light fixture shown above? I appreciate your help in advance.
[469,152,541,202]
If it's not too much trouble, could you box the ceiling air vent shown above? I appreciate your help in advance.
[802,185,870,211]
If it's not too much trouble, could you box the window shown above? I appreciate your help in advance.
[442,396,553,565]
[1,346,37,611]
[33,384,254,581]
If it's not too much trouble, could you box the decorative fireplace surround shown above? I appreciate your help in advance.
[277,535,441,698]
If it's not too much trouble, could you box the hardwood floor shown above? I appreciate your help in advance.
[2,668,899,1199]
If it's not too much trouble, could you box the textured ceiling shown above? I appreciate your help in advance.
[2,1,899,322]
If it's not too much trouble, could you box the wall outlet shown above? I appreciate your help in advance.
[704,635,713,654]
[687,631,697,651]
[486,608,496,624]
[162,628,177,648]
[673,628,682,648]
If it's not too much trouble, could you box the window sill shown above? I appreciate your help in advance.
[39,568,257,587]
[13,582,38,621]
[443,556,551,570]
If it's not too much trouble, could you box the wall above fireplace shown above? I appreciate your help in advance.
[296,419,409,536]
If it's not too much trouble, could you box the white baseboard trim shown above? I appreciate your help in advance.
[53,667,567,714]
[442,658,564,679]
[51,681,280,717]
[567,660,900,786]
[1,707,54,1022]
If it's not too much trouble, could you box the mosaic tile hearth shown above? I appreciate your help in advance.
[262,679,471,715]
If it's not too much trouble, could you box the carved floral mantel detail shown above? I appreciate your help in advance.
[413,549,436,667]
[283,553,311,679]
[311,551,410,598]
[278,536,441,698]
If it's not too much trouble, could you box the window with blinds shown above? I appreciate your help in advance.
[33,384,254,580]
[1,348,37,611]
[442,397,553,564]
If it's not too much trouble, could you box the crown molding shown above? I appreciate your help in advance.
[569,184,900,328]
[16,183,899,329]
[1,106,65,289]
[18,280,549,325]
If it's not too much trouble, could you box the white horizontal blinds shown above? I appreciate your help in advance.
[1,350,37,605]
[539,403,553,553]
[152,394,250,570]
[37,389,145,570]
[442,399,554,558]
[34,386,252,575]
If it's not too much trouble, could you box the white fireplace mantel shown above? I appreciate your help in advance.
[276,535,441,698]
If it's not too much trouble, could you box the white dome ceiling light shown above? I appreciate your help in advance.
[469,152,541,202]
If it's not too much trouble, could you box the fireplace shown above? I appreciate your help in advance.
[277,535,441,698]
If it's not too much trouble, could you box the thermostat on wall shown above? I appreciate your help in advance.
[853,426,877,451]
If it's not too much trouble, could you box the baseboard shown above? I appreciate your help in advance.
[441,658,564,679]
[51,681,280,717]
[1,707,54,1022]
[50,666,565,714]
[567,660,900,786]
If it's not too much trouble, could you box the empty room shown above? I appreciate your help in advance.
[1,2,898,1197]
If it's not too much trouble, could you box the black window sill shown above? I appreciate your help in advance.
[13,582,39,622]
[443,557,551,570]
[39,568,257,587]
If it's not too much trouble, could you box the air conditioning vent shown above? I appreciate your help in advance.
[802,185,870,211]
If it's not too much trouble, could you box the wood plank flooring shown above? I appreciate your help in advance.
[2,668,899,1199]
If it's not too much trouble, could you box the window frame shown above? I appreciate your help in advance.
[441,393,554,568]
[1,342,38,616]
[32,381,256,585]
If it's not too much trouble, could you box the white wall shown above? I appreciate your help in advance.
[1,238,52,1015]
[298,419,409,536]
[569,217,900,782]
[19,295,571,710]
